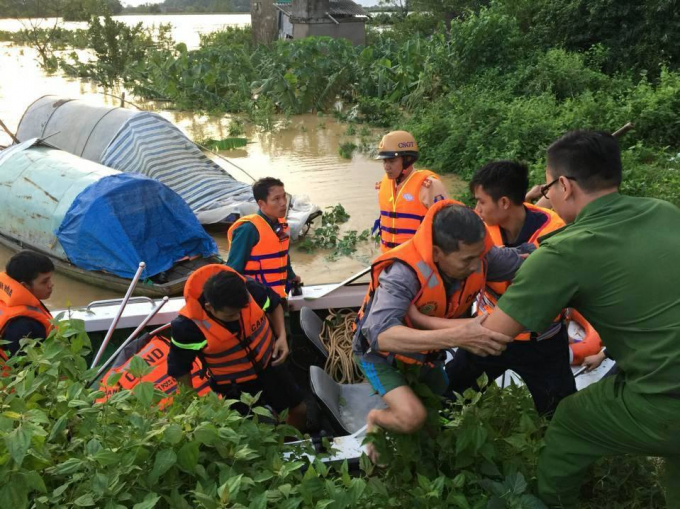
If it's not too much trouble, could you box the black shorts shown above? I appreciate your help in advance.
[212,363,305,415]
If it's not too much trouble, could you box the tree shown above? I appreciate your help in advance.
[1,0,65,70]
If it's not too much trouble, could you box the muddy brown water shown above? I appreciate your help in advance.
[0,19,464,309]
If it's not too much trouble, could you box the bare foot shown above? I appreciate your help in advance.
[365,411,387,467]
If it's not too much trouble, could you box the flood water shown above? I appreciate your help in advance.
[0,15,464,309]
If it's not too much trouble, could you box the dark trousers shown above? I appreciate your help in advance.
[445,327,576,416]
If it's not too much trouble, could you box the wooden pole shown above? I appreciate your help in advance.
[0,119,19,144]
[612,122,634,138]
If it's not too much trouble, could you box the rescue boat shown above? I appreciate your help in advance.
[61,276,615,465]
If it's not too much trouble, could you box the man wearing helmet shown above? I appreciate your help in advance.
[375,131,449,253]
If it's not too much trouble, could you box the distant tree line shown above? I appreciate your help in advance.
[0,0,123,19]
[123,0,250,14]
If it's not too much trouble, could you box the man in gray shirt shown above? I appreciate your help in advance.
[353,202,527,462]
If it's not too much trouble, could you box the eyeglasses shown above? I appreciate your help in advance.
[540,176,577,199]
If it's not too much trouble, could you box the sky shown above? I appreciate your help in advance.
[122,0,380,7]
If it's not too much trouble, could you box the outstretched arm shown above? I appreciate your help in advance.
[378,315,513,357]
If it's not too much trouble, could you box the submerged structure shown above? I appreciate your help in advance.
[252,0,368,45]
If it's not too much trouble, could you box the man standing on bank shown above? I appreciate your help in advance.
[446,160,574,415]
[0,251,55,366]
[472,130,680,508]
[375,131,449,253]
[227,177,302,299]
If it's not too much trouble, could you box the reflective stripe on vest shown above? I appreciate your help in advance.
[0,272,54,368]
[480,204,565,340]
[377,170,439,253]
[227,215,290,298]
[357,200,493,365]
[179,264,275,385]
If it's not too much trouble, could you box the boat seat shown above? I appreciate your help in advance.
[300,307,329,358]
[309,365,386,435]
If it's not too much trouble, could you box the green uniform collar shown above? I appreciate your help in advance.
[573,191,621,222]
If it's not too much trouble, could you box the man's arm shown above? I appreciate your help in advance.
[378,316,512,357]
[2,318,47,356]
[481,245,578,340]
[480,307,525,338]
[168,317,204,390]
[286,253,301,284]
[360,262,512,357]
[245,278,289,366]
[486,244,534,282]
[226,223,259,274]
[268,303,289,366]
[407,305,474,330]
[420,177,449,209]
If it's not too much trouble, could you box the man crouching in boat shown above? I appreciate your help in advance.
[168,264,307,431]
[353,200,524,461]
[0,251,55,367]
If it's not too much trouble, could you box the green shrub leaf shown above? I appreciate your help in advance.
[5,424,32,466]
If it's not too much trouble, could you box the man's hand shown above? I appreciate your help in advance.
[526,184,543,202]
[449,315,513,357]
[583,350,606,372]
[291,275,302,285]
[271,335,290,366]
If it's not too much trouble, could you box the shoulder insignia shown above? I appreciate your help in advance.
[422,178,432,189]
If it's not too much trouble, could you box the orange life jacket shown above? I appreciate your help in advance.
[377,169,440,253]
[567,309,603,365]
[358,199,493,365]
[178,264,275,386]
[0,272,54,371]
[477,204,565,341]
[96,335,211,407]
[227,214,290,298]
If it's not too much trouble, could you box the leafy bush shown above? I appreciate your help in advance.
[298,205,371,260]
[338,142,357,159]
[199,25,252,49]
[60,15,174,87]
[0,320,666,507]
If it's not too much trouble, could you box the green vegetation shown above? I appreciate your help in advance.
[123,0,249,14]
[0,0,122,20]
[196,137,248,151]
[0,326,665,507]
[298,205,371,260]
[338,142,357,159]
[37,0,679,206]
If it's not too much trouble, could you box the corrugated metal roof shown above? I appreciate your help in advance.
[329,0,367,16]
[274,0,367,18]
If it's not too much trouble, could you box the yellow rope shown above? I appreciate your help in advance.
[319,309,364,384]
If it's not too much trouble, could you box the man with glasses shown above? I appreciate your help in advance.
[227,177,301,299]
[445,161,575,415]
[467,130,680,508]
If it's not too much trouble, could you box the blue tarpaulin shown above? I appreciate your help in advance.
[56,173,218,279]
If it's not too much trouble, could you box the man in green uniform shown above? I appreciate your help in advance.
[476,130,680,507]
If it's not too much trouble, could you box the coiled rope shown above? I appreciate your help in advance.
[319,309,364,384]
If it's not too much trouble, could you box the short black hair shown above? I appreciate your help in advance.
[432,205,486,254]
[203,271,249,311]
[469,160,528,206]
[6,250,54,285]
[547,130,622,192]
[252,177,285,203]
